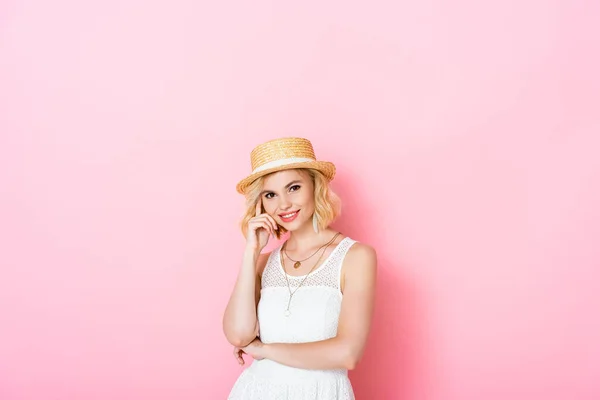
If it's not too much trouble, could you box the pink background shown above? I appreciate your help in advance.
[1,1,599,399]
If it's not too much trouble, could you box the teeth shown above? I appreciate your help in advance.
[282,211,297,218]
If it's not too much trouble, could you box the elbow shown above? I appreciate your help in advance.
[223,325,258,347]
[224,331,255,348]
[229,337,251,348]
[225,335,254,347]
[223,320,259,348]
[334,337,362,370]
[343,354,359,370]
[340,345,362,370]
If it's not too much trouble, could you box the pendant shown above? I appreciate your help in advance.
[293,261,301,269]
[284,310,291,317]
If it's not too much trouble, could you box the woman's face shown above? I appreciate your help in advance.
[260,169,314,231]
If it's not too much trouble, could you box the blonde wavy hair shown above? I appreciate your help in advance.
[240,168,341,239]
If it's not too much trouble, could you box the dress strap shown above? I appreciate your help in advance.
[334,237,357,292]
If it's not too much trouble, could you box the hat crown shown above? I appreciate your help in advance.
[236,137,335,194]
[250,137,316,171]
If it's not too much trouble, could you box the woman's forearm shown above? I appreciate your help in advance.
[223,247,260,347]
[261,337,359,370]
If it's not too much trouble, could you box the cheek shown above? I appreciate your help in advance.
[298,192,314,208]
[264,204,277,215]
[263,198,283,213]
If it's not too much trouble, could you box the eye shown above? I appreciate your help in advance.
[289,185,301,192]
[264,192,275,199]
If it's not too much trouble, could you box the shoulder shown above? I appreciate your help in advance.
[347,241,377,262]
[344,241,377,274]
[340,241,377,293]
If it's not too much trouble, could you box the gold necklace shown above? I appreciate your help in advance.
[283,233,340,269]
[281,233,341,317]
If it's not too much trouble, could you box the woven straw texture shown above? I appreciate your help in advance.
[236,137,335,194]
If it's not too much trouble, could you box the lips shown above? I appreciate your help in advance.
[279,210,300,223]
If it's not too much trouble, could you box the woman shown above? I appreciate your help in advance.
[223,137,377,399]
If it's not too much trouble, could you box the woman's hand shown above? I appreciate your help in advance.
[246,198,279,253]
[233,338,265,365]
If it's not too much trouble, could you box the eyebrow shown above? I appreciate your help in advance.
[260,180,302,195]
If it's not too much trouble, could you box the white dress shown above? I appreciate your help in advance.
[228,237,357,400]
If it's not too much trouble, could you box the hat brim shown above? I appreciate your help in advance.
[236,161,336,194]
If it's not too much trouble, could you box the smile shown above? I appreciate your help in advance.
[279,210,300,223]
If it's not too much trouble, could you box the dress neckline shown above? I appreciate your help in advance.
[277,236,349,279]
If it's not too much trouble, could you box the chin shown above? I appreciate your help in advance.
[284,218,310,232]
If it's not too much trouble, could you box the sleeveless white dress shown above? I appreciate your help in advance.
[228,237,357,400]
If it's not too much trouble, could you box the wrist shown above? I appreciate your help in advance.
[259,342,270,359]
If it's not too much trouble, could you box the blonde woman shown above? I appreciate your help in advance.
[223,137,377,399]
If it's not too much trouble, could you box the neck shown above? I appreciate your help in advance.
[285,220,336,252]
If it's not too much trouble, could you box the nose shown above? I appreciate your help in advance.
[279,194,292,211]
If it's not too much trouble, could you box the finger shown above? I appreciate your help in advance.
[267,215,279,233]
[255,215,277,235]
[233,348,244,365]
[255,198,262,217]
[251,220,274,237]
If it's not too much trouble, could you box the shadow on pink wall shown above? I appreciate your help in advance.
[333,174,431,399]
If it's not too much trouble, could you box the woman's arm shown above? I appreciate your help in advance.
[243,243,377,370]
[223,198,277,348]
[222,249,269,347]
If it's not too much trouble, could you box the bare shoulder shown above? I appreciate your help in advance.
[343,242,377,276]
[340,242,376,293]
[347,242,377,264]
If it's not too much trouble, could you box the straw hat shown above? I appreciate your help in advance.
[236,137,336,194]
